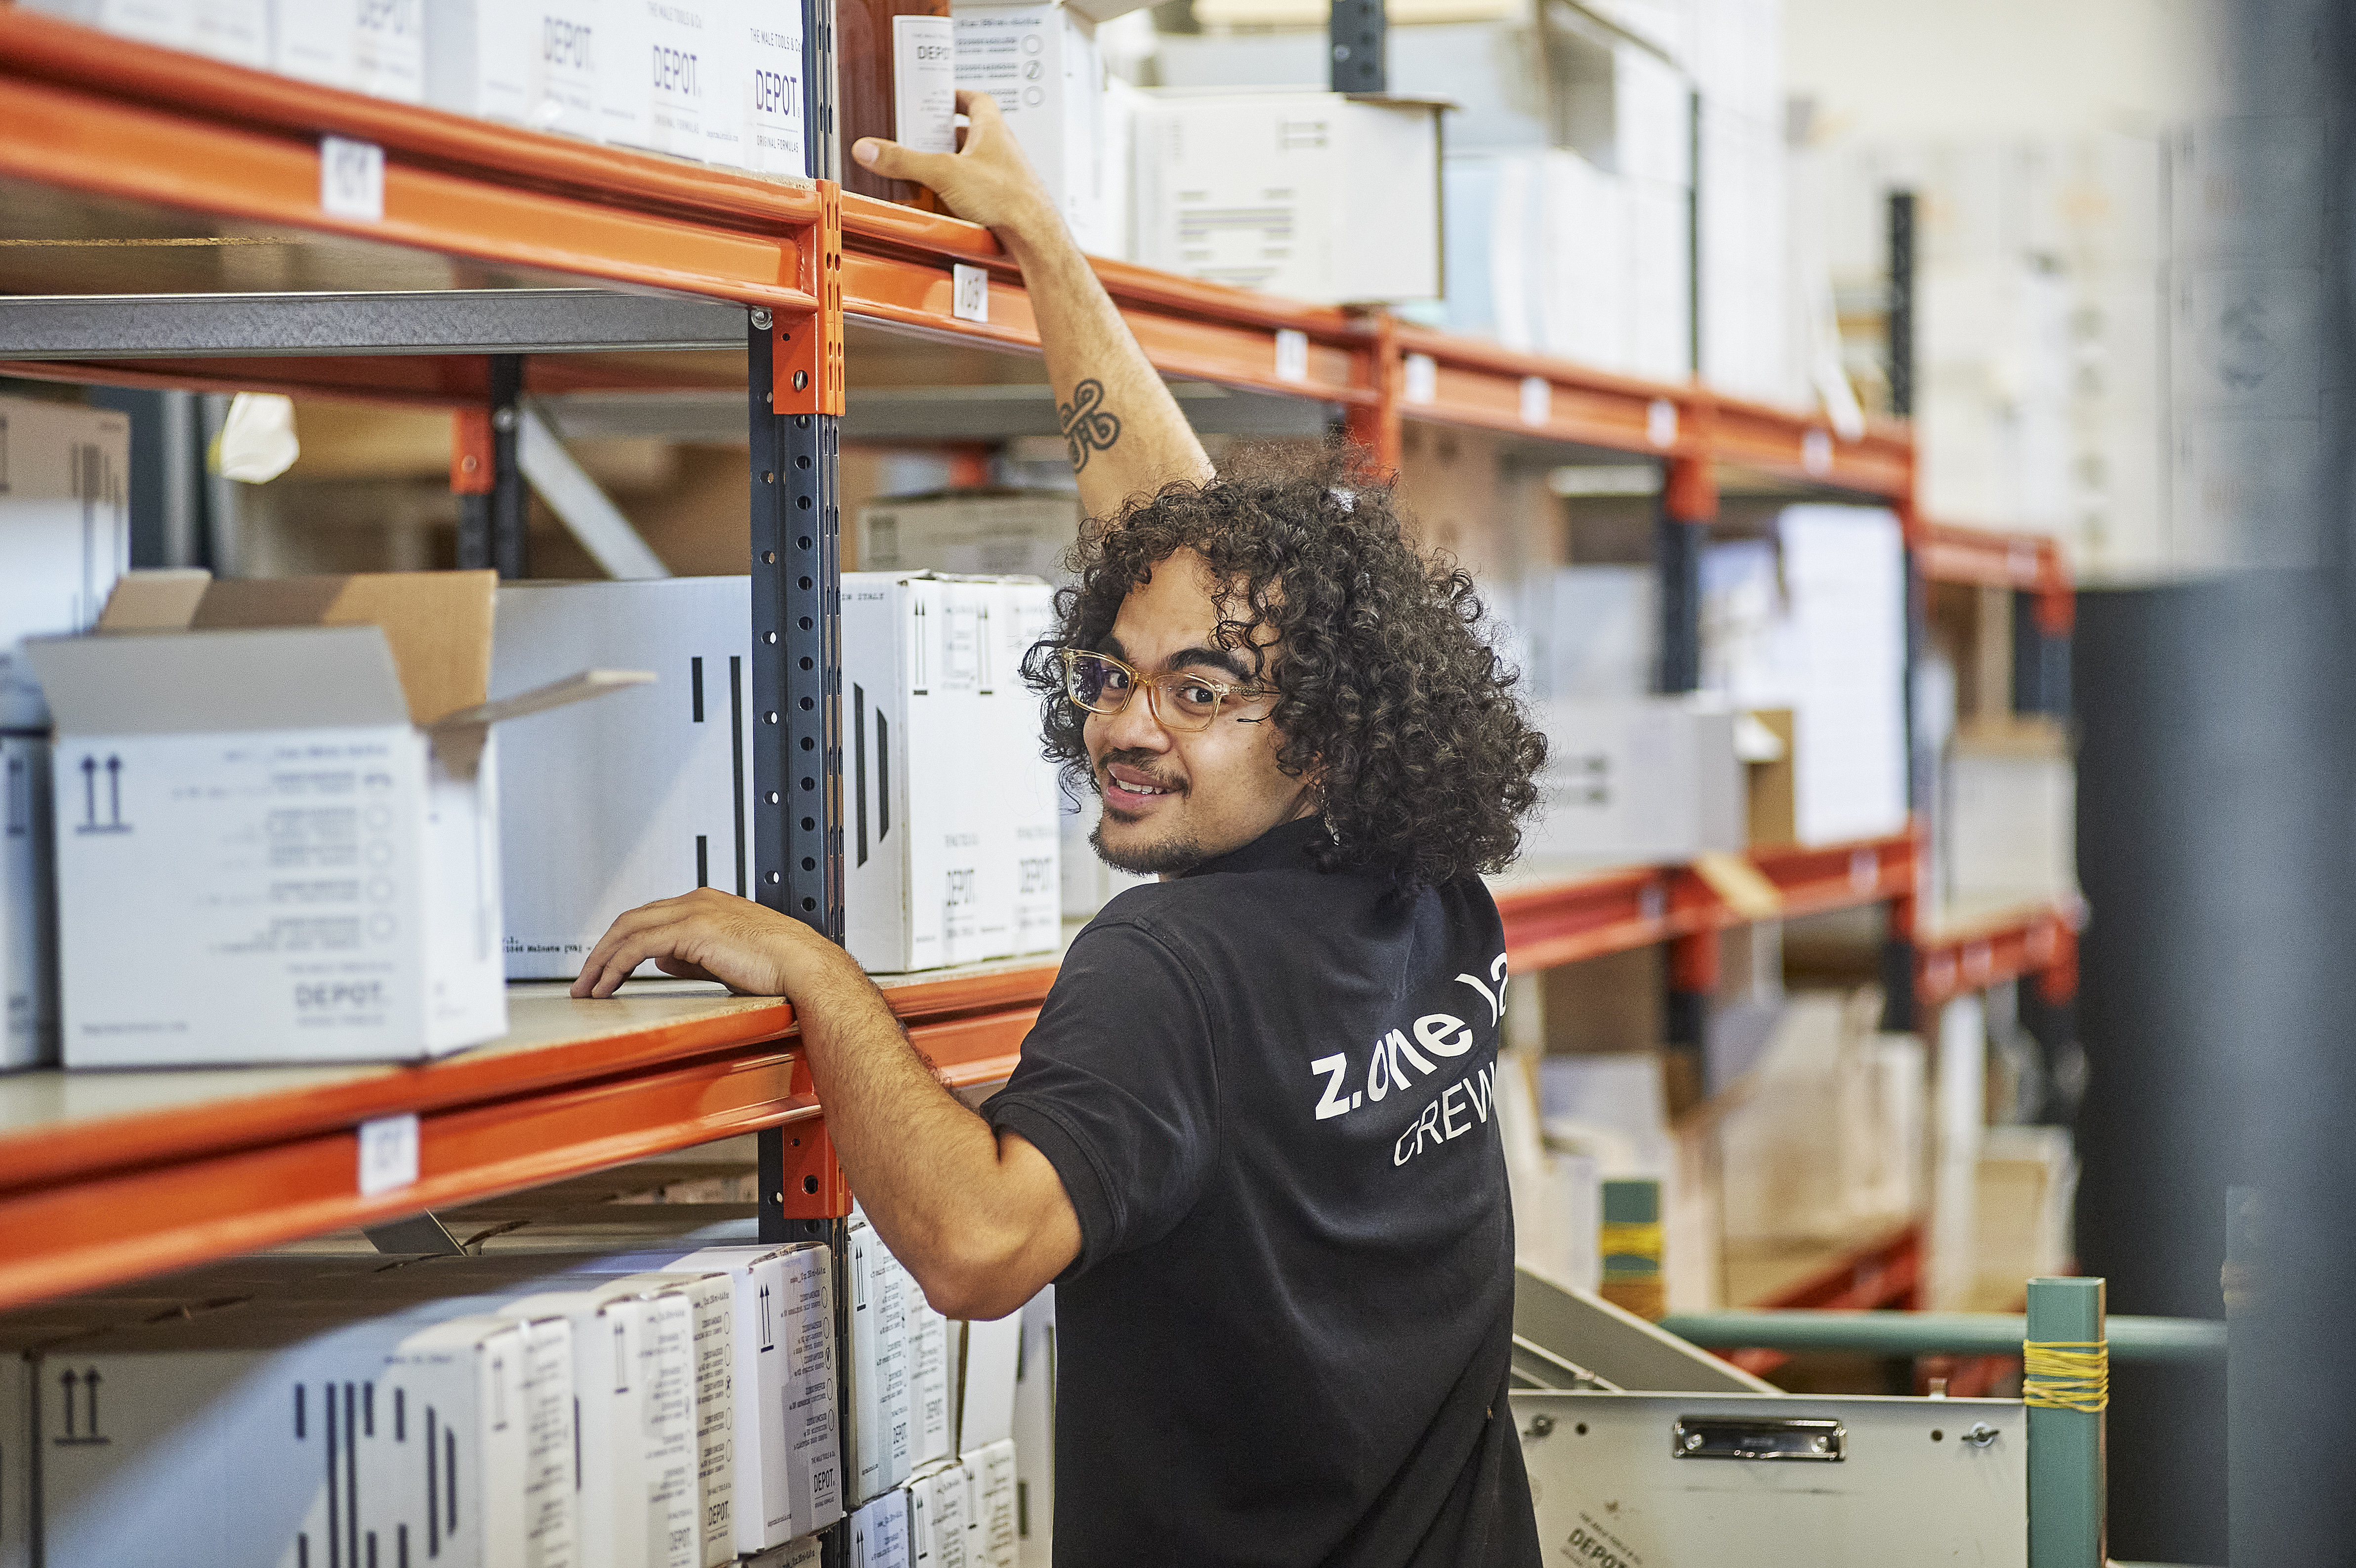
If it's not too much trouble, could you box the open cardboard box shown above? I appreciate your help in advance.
[28,570,645,1068]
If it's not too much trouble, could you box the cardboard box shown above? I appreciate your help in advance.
[39,1299,554,1568]
[29,572,631,1067]
[966,1438,1018,1568]
[954,2,1112,253]
[909,1460,970,1566]
[1741,707,1796,848]
[603,0,753,164]
[732,0,810,176]
[954,1314,1021,1456]
[857,490,1081,582]
[0,396,131,730]
[849,1214,915,1503]
[273,0,427,100]
[2,736,56,1071]
[497,1284,699,1568]
[1131,90,1444,305]
[1943,733,2077,903]
[373,1313,572,1568]
[424,0,605,141]
[995,578,1061,955]
[591,1271,739,1568]
[669,1243,841,1548]
[493,578,759,980]
[843,574,1009,971]
[1525,699,1741,864]
[850,1487,913,1568]
[1006,1297,1052,1567]
[18,0,268,66]
[1059,789,1151,922]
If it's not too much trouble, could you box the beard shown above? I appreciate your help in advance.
[1092,818,1203,877]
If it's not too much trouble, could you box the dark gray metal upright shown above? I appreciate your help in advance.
[457,353,528,577]
[1328,0,1385,92]
[1652,507,1701,696]
[1886,191,1916,419]
[802,0,839,183]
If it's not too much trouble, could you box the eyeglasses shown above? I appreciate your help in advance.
[1059,648,1275,732]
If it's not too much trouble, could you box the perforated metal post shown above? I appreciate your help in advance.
[456,353,527,577]
[1329,0,1385,93]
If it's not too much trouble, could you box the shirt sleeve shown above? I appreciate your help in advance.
[982,918,1220,1279]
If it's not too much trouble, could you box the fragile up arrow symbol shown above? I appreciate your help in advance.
[105,755,122,827]
[79,755,96,829]
[58,1367,78,1437]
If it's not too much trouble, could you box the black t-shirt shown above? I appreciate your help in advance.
[984,818,1540,1567]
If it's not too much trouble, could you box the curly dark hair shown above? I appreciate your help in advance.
[1021,443,1548,887]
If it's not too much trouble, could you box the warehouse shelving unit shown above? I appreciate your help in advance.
[0,4,2076,1314]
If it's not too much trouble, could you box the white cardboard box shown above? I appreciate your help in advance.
[19,0,268,66]
[953,1,1113,253]
[909,1460,970,1566]
[1943,739,2077,903]
[494,578,758,980]
[28,572,630,1067]
[992,578,1060,955]
[857,490,1080,582]
[424,0,604,140]
[0,396,130,731]
[1527,699,1742,864]
[669,1242,841,1547]
[603,0,754,164]
[498,1285,699,1568]
[851,1487,913,1568]
[843,574,1007,971]
[848,1214,915,1503]
[964,1439,1017,1568]
[733,0,809,176]
[1131,90,1443,305]
[39,1300,549,1568]
[372,1314,567,1568]
[954,1315,1021,1456]
[1,737,56,1071]
[272,0,427,100]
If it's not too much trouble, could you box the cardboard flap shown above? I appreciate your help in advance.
[27,626,410,735]
[95,569,213,632]
[192,571,497,727]
[429,668,655,734]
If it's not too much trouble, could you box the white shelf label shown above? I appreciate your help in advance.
[1403,353,1437,406]
[1647,397,1678,449]
[1801,428,1834,476]
[358,1113,420,1197]
[1274,329,1310,383]
[321,136,385,222]
[951,264,989,324]
[1519,375,1551,426]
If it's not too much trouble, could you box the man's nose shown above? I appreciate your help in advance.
[1095,688,1173,752]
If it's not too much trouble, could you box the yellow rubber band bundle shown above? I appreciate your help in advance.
[2022,1340,2108,1412]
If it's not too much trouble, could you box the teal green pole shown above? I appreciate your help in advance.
[1656,1309,2221,1362]
[2026,1276,2106,1568]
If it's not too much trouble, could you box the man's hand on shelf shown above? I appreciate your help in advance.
[570,887,863,1004]
[852,91,1062,258]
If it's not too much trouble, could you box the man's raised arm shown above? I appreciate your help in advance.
[853,93,1214,515]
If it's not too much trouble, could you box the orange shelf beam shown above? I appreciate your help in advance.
[1917,905,2080,1008]
[0,962,1052,1312]
[1916,519,2075,634]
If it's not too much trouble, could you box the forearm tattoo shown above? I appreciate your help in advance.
[1059,378,1123,472]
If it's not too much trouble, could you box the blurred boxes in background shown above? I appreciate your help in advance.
[1970,1124,2077,1311]
[19,0,269,67]
[954,0,1141,256]
[422,0,604,141]
[1943,728,2078,906]
[1525,699,1741,864]
[272,0,426,100]
[858,490,1081,582]
[494,578,758,980]
[0,397,130,731]
[1131,90,1444,305]
[2,737,56,1070]
[30,572,627,1066]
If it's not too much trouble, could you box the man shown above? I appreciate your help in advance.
[574,93,1549,1564]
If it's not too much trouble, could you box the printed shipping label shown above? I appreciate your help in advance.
[892,14,956,153]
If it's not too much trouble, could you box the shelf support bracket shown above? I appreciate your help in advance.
[455,353,527,578]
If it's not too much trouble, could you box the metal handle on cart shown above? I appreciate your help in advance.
[1671,1415,1847,1462]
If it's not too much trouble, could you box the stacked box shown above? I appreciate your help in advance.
[273,0,427,100]
[492,578,760,981]
[994,578,1062,954]
[17,0,269,67]
[953,1,1113,253]
[423,0,605,142]
[29,571,626,1066]
[1,737,55,1071]
[1525,700,1742,864]
[848,1214,914,1501]
[850,1488,912,1568]
[1131,90,1444,305]
[856,490,1080,582]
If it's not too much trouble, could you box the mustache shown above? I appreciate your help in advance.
[1098,748,1186,793]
